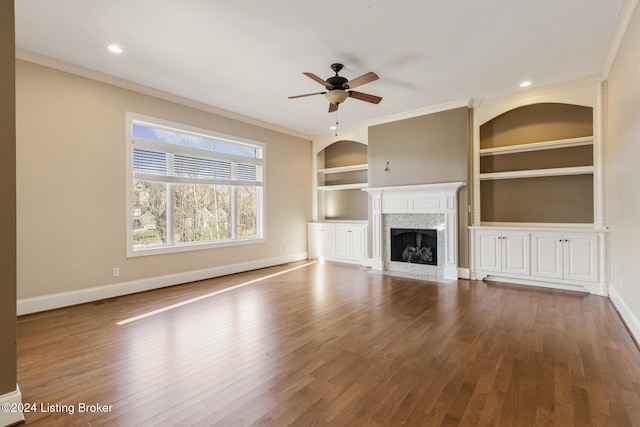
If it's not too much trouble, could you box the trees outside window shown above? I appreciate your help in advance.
[127,114,264,256]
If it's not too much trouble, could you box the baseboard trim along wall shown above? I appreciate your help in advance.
[0,385,24,426]
[609,286,640,346]
[17,253,308,316]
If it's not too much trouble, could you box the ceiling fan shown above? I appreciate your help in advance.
[288,63,382,112]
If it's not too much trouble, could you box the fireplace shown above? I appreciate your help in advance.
[363,182,466,280]
[390,228,437,265]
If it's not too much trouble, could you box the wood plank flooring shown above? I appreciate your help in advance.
[16,261,640,426]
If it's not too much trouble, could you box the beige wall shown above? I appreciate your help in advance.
[0,1,17,396]
[606,4,640,339]
[368,107,470,267]
[16,60,312,300]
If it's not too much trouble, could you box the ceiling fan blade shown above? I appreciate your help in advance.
[328,103,338,113]
[344,72,379,89]
[348,90,382,104]
[303,72,333,89]
[288,92,326,99]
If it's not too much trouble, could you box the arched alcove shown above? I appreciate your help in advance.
[317,140,368,221]
[480,102,593,149]
[478,102,594,224]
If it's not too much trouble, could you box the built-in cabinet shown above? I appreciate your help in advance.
[474,229,530,276]
[310,133,370,267]
[308,222,367,265]
[470,83,608,295]
[530,232,598,283]
[471,227,602,293]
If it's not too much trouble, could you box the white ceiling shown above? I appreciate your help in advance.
[15,1,626,137]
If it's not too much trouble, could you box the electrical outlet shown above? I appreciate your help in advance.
[619,277,623,289]
[113,267,120,277]
[284,244,289,253]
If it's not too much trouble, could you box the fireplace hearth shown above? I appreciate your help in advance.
[390,228,437,265]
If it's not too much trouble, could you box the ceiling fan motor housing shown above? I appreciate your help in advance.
[326,76,348,90]
[327,63,348,90]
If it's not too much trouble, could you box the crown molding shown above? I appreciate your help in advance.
[362,98,473,128]
[16,48,312,141]
[601,0,640,79]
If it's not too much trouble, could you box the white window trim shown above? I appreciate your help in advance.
[125,112,266,258]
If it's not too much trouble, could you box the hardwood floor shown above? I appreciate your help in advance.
[16,261,640,426]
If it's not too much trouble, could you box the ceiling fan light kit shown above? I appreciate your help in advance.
[325,89,349,105]
[289,63,382,113]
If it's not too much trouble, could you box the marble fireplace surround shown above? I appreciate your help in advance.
[363,182,466,280]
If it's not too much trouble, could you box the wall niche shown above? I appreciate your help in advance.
[317,140,368,221]
[479,102,594,224]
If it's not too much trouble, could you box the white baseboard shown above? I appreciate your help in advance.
[17,253,308,316]
[457,268,470,279]
[479,274,590,294]
[608,286,640,345]
[0,385,24,426]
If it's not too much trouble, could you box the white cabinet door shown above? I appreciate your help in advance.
[335,225,351,258]
[335,224,367,261]
[320,226,335,258]
[531,233,564,279]
[564,233,598,282]
[532,232,598,282]
[475,229,529,275]
[349,226,367,259]
[502,232,530,275]
[308,224,334,259]
[475,229,502,273]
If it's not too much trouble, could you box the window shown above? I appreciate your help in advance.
[126,113,265,256]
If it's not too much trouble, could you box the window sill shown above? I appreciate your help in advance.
[127,236,265,258]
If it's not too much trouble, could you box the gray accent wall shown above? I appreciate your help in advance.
[368,107,470,268]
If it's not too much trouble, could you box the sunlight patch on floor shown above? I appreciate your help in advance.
[116,261,317,326]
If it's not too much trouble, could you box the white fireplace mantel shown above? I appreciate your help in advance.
[363,182,466,280]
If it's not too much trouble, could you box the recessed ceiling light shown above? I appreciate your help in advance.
[520,80,532,88]
[107,44,123,54]
[330,126,337,130]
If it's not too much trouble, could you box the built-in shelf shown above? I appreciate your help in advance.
[314,140,369,223]
[317,183,369,191]
[318,163,368,174]
[479,136,593,156]
[479,166,594,180]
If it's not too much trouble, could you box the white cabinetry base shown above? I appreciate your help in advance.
[470,226,608,296]
[308,222,368,266]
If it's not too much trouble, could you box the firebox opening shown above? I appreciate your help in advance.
[390,228,437,265]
